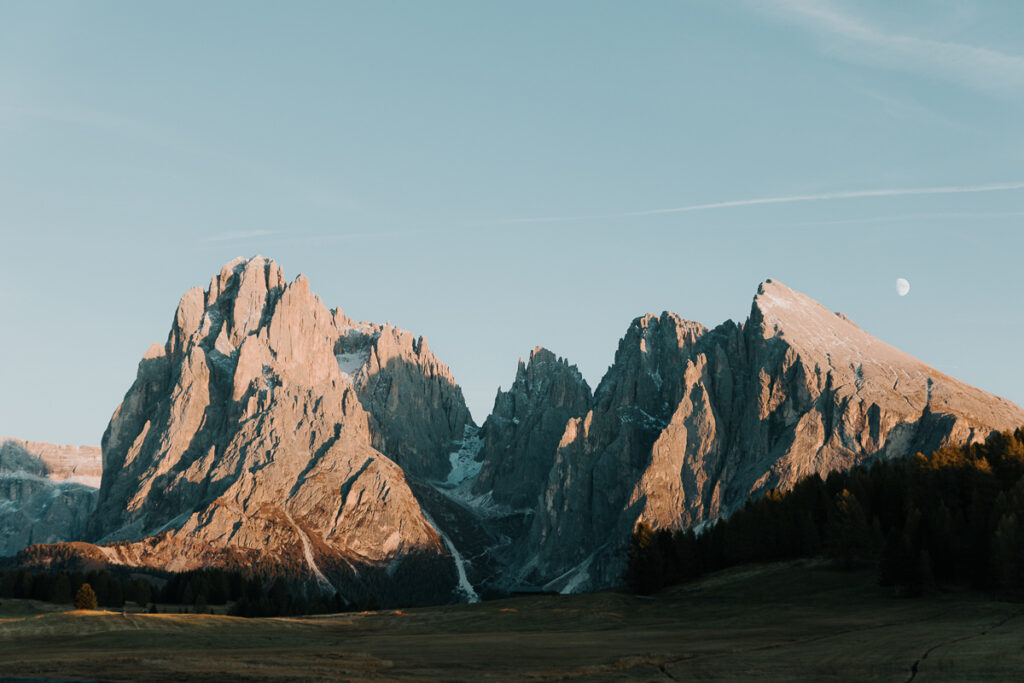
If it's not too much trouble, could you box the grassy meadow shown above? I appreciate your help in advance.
[0,559,1021,681]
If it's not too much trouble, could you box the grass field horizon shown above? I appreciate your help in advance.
[2,559,1022,681]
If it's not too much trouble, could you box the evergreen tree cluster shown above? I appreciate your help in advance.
[226,575,351,617]
[0,567,151,608]
[626,428,1024,597]
[0,565,346,617]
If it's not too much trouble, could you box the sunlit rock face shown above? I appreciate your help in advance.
[76,257,476,605]
[0,438,101,556]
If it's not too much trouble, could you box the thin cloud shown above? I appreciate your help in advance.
[490,182,1024,225]
[795,211,1024,227]
[761,0,1024,96]
[627,182,1024,216]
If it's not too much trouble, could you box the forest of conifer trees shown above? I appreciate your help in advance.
[0,566,350,617]
[625,428,1024,597]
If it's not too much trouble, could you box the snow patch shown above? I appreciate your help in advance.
[64,475,101,489]
[421,509,479,603]
[283,508,336,595]
[542,550,601,594]
[434,427,531,520]
[444,426,484,487]
[560,557,593,594]
[617,406,667,431]
[692,517,718,536]
[261,365,278,401]
[335,350,370,382]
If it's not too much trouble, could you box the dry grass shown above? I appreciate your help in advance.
[1,560,1022,681]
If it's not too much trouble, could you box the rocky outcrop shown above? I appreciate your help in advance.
[505,281,1024,592]
[77,256,474,605]
[514,313,708,590]
[350,324,474,481]
[0,439,101,556]
[472,347,593,511]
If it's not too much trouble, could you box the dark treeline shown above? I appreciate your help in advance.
[0,566,352,617]
[0,567,151,608]
[626,428,1024,597]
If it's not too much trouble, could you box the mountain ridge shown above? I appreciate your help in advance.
[4,257,1022,606]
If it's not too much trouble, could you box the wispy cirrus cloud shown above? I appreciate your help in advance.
[794,211,1024,228]
[759,0,1024,97]
[490,181,1024,225]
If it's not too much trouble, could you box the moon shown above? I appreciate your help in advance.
[896,278,910,297]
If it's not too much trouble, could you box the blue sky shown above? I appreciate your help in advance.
[2,1,1023,444]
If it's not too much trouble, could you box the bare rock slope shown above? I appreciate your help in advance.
[71,257,477,605]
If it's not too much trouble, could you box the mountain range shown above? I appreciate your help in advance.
[6,256,1023,605]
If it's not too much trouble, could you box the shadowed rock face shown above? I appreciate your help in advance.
[78,257,474,605]
[353,325,474,481]
[472,347,593,511]
[0,439,101,556]
[508,313,708,590]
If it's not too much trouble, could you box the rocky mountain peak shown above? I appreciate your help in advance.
[356,321,473,481]
[472,347,593,512]
[749,278,1024,431]
[752,278,888,354]
[73,257,479,605]
[515,279,1024,593]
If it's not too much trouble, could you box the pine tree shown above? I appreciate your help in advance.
[829,489,872,569]
[52,575,73,604]
[993,512,1024,594]
[75,583,98,610]
[106,579,125,608]
[625,522,665,594]
[878,527,903,588]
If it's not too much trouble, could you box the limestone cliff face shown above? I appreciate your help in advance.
[510,281,1024,591]
[633,280,1024,535]
[82,257,473,604]
[513,313,708,589]
[0,439,101,556]
[472,347,593,511]
[351,324,474,481]
[14,269,1024,604]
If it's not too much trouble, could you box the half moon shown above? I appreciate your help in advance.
[896,278,910,297]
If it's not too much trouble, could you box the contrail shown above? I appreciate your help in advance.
[626,182,1024,216]
[492,181,1024,224]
